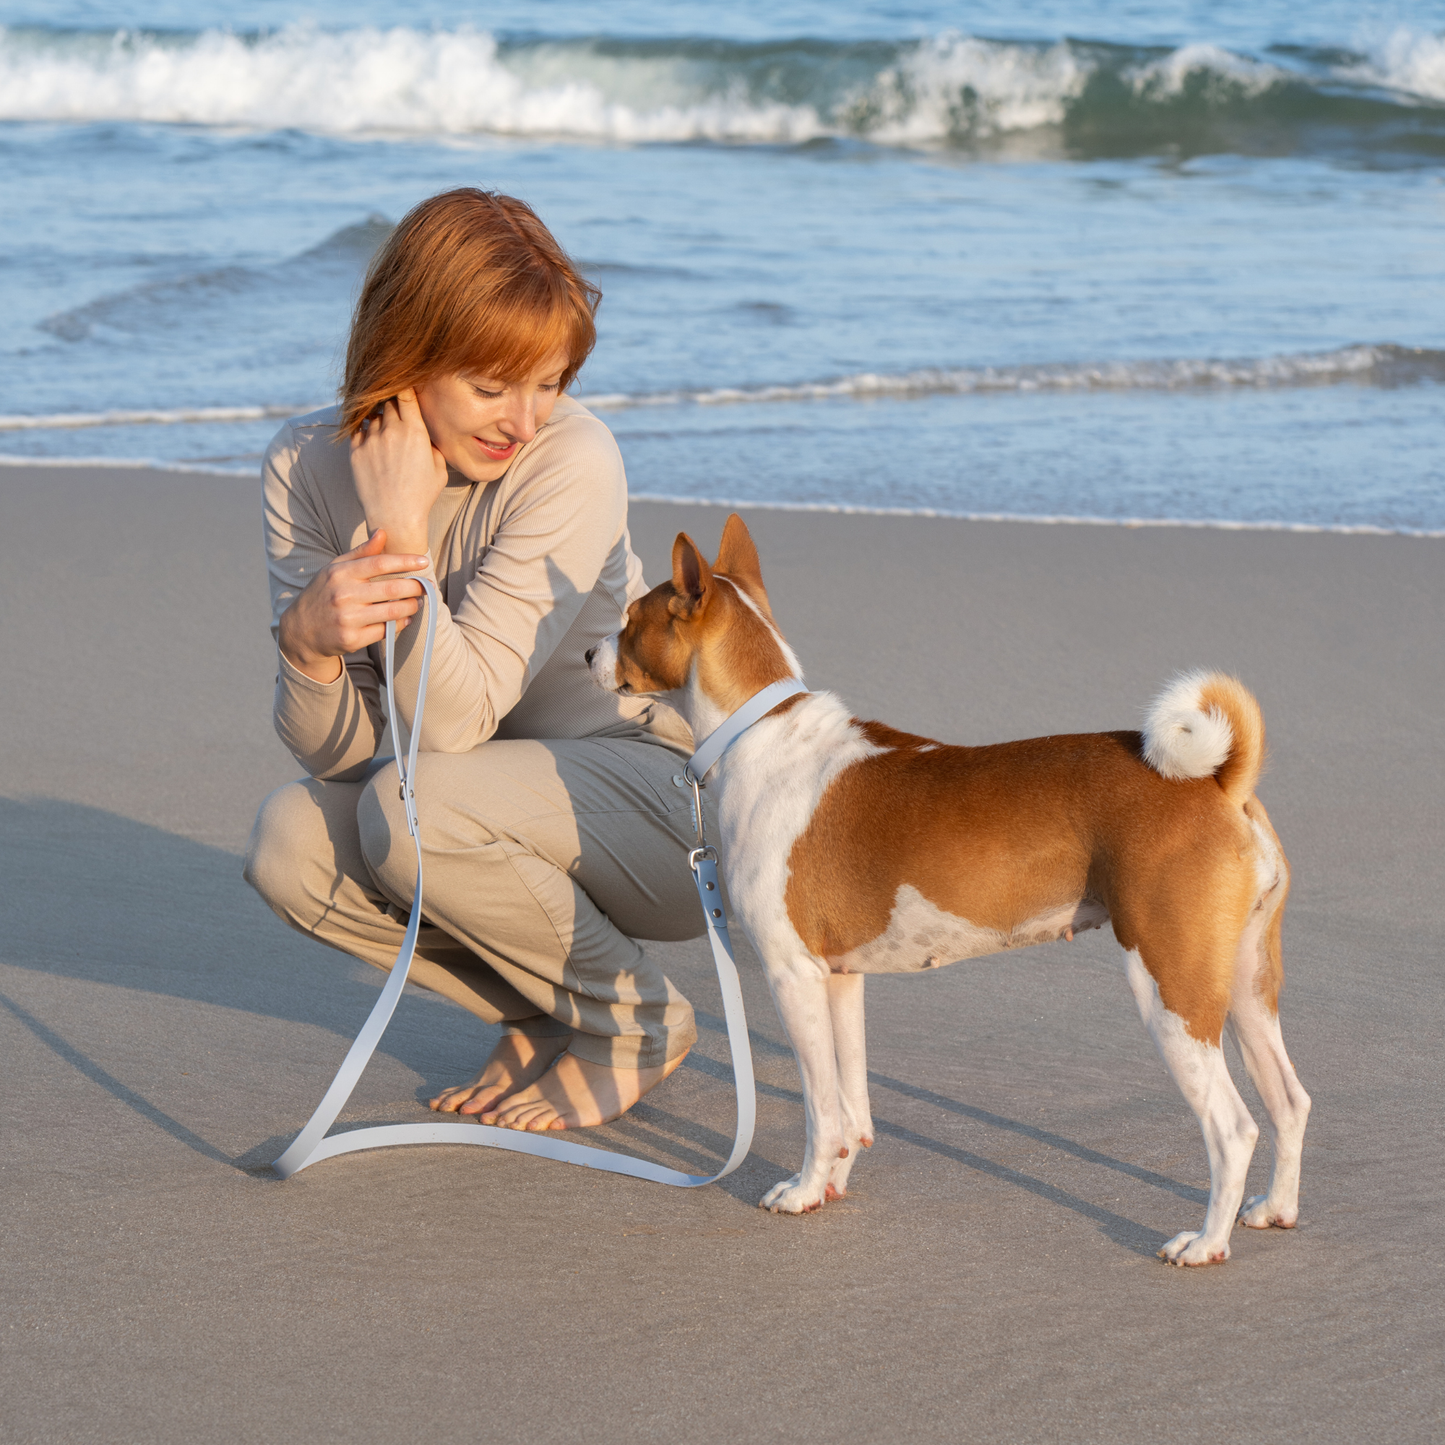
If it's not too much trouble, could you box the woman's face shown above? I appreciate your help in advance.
[415,348,571,483]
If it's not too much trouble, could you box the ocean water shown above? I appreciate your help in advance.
[1,1,1442,530]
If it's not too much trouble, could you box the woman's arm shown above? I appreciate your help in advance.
[384,408,630,754]
[277,530,429,683]
[263,421,426,780]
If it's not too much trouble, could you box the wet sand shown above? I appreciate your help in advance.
[2,464,1442,1443]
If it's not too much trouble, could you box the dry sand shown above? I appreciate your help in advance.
[2,463,1442,1443]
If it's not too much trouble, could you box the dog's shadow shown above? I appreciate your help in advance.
[684,1012,1203,1256]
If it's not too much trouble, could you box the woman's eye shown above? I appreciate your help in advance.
[472,386,503,399]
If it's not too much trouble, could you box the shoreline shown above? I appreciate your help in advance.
[3,456,1441,540]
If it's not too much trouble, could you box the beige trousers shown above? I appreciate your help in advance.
[244,732,705,1069]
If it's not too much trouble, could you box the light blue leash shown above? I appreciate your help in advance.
[273,576,802,1186]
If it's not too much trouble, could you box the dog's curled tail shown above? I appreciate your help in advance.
[1142,671,1265,805]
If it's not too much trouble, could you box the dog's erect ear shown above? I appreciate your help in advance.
[670,532,714,618]
[714,513,772,618]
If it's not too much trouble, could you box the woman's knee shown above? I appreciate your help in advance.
[244,777,357,927]
[358,755,507,904]
[357,765,414,901]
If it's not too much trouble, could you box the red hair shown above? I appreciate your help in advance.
[340,188,600,438]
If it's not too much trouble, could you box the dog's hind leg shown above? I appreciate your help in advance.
[824,973,873,1199]
[1123,948,1260,1266]
[1227,877,1311,1230]
[759,958,844,1214]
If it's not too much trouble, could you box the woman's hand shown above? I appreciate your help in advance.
[349,387,449,558]
[277,530,430,683]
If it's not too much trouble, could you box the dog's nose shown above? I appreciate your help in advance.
[585,646,597,665]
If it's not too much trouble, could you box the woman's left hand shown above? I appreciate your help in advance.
[349,387,449,558]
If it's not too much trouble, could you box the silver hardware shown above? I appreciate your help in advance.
[684,763,707,849]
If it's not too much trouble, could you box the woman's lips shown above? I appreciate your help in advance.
[475,437,517,460]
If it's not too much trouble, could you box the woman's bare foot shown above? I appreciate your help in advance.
[480,1048,690,1131]
[428,1032,571,1116]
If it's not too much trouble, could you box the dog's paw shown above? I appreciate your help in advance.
[759,1173,826,1214]
[1237,1194,1298,1230]
[1158,1230,1230,1266]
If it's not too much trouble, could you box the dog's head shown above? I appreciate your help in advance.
[587,513,798,713]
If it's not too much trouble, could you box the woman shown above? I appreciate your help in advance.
[244,188,703,1131]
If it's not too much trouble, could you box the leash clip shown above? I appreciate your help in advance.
[683,763,707,849]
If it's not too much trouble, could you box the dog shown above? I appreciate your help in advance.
[587,514,1311,1266]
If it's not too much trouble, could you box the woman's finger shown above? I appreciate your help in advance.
[333,545,429,578]
[395,387,423,425]
[346,558,428,586]
[354,576,427,601]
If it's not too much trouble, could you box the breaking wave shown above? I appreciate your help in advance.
[1,23,1443,155]
[4,344,1440,432]
[578,345,1445,410]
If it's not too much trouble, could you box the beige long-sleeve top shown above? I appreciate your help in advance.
[262,395,691,781]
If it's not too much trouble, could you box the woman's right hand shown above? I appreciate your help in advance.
[277,529,430,683]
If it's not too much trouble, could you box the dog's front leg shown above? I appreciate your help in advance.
[825,972,873,1200]
[759,960,843,1214]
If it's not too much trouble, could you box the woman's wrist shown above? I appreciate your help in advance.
[365,516,430,559]
[278,605,344,684]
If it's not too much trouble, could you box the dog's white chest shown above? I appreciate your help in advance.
[712,694,881,963]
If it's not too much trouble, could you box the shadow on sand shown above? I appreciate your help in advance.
[2,796,1190,1250]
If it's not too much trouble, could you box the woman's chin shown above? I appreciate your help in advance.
[445,449,510,485]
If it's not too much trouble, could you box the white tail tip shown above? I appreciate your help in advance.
[1142,671,1234,781]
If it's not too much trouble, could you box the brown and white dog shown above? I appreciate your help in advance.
[588,515,1311,1266]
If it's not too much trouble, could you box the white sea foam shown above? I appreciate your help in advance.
[579,344,1435,410]
[1,344,1435,434]
[0,24,828,140]
[0,450,1436,534]
[8,23,1418,144]
[1346,29,1445,103]
[840,34,1090,142]
[0,404,305,432]
[1125,42,1283,99]
[29,333,1415,445]
[628,493,1445,539]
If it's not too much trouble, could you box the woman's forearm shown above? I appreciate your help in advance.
[273,652,388,780]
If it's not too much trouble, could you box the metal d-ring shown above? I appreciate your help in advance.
[683,763,707,850]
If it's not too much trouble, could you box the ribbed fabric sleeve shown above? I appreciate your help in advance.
[261,396,691,781]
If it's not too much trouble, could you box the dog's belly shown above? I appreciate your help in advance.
[826,884,1109,975]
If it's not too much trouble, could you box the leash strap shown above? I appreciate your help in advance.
[273,577,757,1186]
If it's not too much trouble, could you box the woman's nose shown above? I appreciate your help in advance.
[502,392,538,444]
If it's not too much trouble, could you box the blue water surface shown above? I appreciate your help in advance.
[1,0,1441,529]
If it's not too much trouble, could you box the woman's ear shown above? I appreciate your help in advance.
[670,532,714,618]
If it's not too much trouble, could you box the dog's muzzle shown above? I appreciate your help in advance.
[587,633,622,690]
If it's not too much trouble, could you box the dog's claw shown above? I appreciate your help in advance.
[1158,1230,1230,1266]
